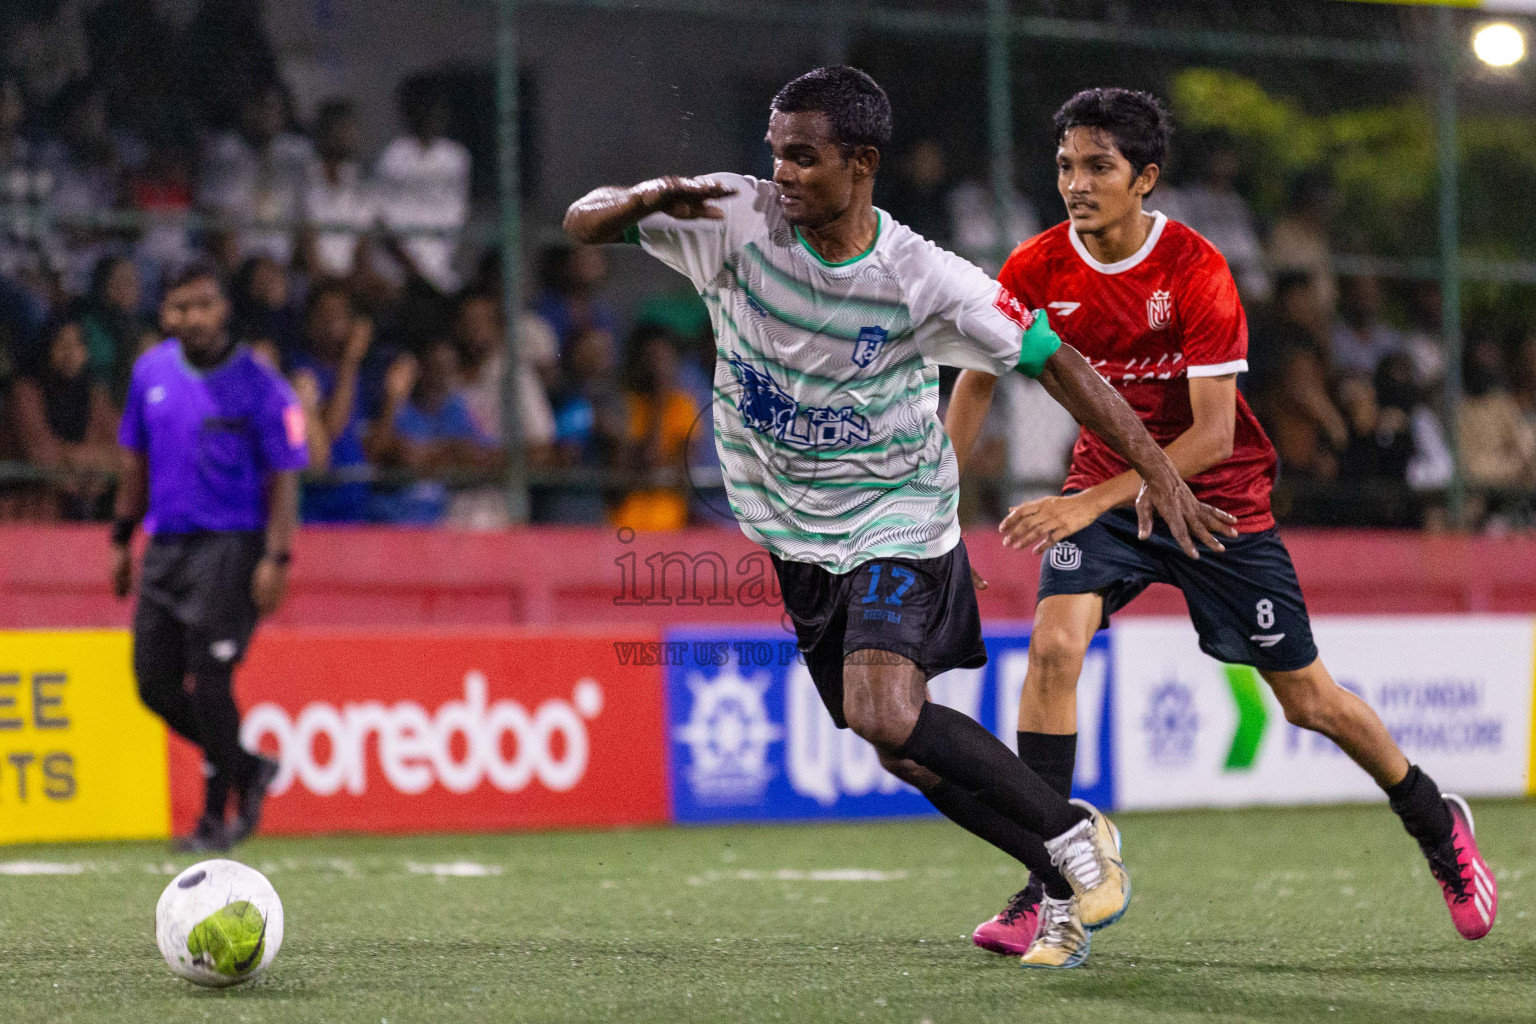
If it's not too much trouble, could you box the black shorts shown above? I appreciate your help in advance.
[773,541,988,729]
[1037,508,1319,673]
[134,531,265,674]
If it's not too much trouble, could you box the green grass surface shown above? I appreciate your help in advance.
[1,801,1532,1024]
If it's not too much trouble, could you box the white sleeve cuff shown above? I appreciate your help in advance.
[1186,359,1248,378]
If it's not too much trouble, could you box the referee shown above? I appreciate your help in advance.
[111,262,308,852]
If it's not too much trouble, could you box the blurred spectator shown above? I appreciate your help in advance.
[1157,146,1269,302]
[3,0,89,111]
[80,254,148,400]
[1400,283,1446,390]
[37,81,124,294]
[1459,338,1536,493]
[1331,275,1403,378]
[611,326,700,532]
[367,341,501,525]
[126,135,196,280]
[177,0,283,133]
[85,0,178,139]
[1267,170,1337,316]
[948,171,1039,274]
[1513,333,1536,435]
[230,254,302,361]
[531,243,619,357]
[248,335,330,475]
[299,99,377,282]
[1373,350,1454,494]
[1250,274,1349,482]
[288,281,377,522]
[0,75,53,280]
[8,316,117,519]
[446,292,556,528]
[882,140,951,248]
[197,83,312,269]
[989,373,1081,509]
[375,75,469,296]
[534,326,623,524]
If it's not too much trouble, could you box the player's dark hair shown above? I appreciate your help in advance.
[163,260,223,294]
[771,66,892,158]
[1054,88,1171,190]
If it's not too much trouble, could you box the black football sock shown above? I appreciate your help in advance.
[1384,764,1455,848]
[923,781,1076,899]
[1018,731,1078,800]
[898,702,1087,840]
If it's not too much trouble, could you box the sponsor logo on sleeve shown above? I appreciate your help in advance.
[993,285,1036,331]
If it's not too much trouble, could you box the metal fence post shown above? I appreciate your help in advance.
[987,0,1013,268]
[497,0,530,523]
[1435,5,1465,528]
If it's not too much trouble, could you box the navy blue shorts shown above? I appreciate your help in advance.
[1037,508,1319,673]
[773,541,988,728]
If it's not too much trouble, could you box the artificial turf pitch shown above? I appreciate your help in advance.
[2,801,1531,1024]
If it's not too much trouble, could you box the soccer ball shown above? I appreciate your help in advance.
[155,859,284,987]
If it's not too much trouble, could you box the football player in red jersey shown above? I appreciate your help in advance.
[947,89,1496,965]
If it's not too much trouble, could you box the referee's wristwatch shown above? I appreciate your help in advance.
[262,550,292,567]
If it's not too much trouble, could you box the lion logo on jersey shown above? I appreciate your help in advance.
[1147,290,1173,331]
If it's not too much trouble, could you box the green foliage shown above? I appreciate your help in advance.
[1169,68,1536,260]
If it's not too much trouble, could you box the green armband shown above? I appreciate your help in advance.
[621,223,641,245]
[1014,308,1063,379]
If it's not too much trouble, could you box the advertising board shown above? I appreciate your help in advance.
[167,629,670,834]
[1112,617,1534,810]
[0,630,169,843]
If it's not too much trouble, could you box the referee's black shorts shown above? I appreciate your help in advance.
[1037,506,1319,673]
[133,531,266,674]
[772,540,989,729]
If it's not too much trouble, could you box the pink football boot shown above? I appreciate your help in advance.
[972,881,1043,955]
[1424,795,1497,940]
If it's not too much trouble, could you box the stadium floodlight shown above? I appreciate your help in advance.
[1473,22,1526,66]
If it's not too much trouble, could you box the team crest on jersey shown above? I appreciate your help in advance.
[852,326,888,368]
[993,285,1036,331]
[1147,290,1173,330]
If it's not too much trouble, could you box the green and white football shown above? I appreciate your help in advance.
[155,859,284,987]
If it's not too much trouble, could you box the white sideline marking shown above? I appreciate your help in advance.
[686,868,908,885]
[0,861,85,875]
[406,861,503,877]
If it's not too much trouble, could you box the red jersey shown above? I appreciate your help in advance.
[999,213,1278,531]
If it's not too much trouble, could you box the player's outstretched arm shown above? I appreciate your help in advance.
[563,176,737,245]
[1034,344,1235,559]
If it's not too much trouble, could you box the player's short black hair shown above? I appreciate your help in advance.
[771,66,892,158]
[1054,88,1171,186]
[163,260,222,294]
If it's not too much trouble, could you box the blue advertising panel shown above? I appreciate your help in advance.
[665,624,1115,823]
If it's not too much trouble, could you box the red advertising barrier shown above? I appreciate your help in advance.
[10,525,1536,630]
[168,628,669,835]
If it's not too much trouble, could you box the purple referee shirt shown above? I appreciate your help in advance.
[119,339,309,535]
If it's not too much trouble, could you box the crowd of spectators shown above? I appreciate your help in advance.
[892,140,1536,531]
[0,0,723,530]
[3,2,1535,532]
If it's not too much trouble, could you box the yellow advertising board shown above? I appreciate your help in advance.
[0,631,169,843]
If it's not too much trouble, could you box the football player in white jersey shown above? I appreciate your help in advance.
[565,66,1235,966]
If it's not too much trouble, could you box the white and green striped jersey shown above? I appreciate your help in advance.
[628,172,1061,573]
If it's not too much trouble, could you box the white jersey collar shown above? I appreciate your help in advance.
[1068,210,1167,275]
